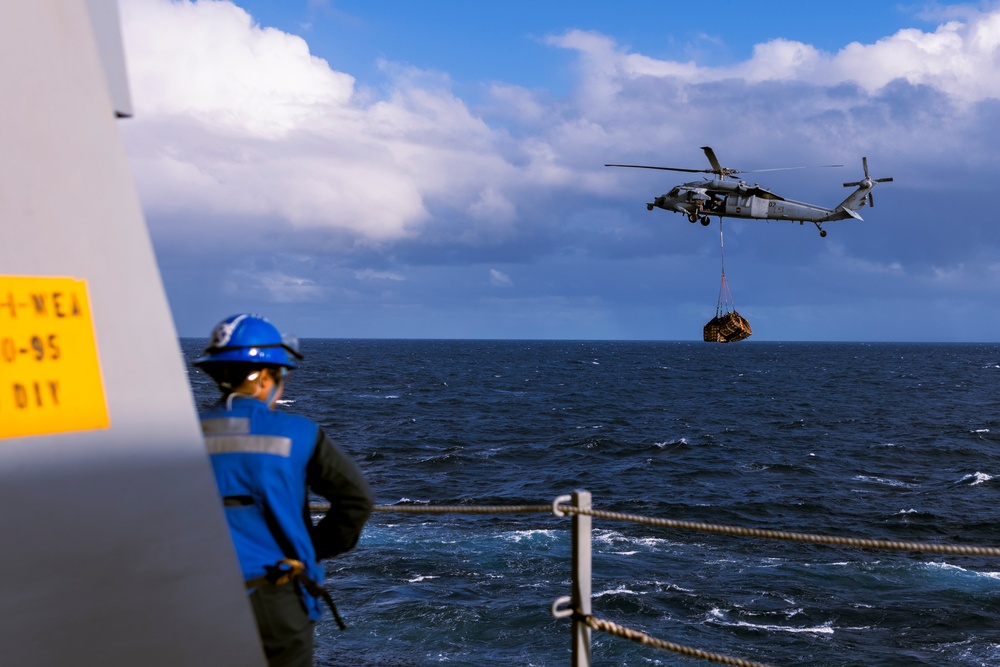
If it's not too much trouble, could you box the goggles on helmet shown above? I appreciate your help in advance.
[194,314,302,369]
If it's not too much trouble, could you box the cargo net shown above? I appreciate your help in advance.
[703,289,752,343]
[704,222,751,343]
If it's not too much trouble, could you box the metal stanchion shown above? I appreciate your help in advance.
[550,490,593,666]
[571,490,592,667]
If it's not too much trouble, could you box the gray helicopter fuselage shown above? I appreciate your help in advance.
[652,178,869,224]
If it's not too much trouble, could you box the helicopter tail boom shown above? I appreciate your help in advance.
[834,157,892,217]
[829,206,864,222]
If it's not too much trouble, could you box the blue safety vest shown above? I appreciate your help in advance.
[200,395,325,619]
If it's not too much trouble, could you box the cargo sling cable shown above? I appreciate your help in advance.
[704,220,751,343]
[311,497,1000,666]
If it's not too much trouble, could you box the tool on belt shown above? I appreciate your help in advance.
[245,558,346,630]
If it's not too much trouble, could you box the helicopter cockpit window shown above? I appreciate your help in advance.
[667,187,681,197]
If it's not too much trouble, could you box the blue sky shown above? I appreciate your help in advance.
[118,0,1000,341]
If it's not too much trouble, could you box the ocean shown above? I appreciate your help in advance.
[182,339,1000,667]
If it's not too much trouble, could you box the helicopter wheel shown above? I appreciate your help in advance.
[820,230,827,238]
[700,216,711,226]
[688,213,698,223]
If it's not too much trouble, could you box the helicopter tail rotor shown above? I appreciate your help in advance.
[843,156,893,207]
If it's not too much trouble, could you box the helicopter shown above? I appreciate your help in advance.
[606,146,892,237]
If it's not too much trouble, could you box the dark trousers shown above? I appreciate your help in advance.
[249,583,315,667]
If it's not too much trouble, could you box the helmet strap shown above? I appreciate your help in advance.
[218,368,283,408]
[264,367,287,408]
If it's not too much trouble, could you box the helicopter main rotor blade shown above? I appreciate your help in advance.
[701,146,725,175]
[607,158,843,177]
[744,164,843,173]
[605,164,717,174]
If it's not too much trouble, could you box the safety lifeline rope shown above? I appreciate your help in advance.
[553,504,1000,557]
[312,502,1000,555]
[578,613,775,667]
[312,503,553,514]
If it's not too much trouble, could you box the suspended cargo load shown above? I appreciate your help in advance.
[704,310,752,343]
[704,220,752,343]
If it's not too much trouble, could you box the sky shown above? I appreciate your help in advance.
[116,0,1000,341]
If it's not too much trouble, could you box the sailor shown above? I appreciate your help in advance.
[194,313,374,667]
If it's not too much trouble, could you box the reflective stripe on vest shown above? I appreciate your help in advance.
[202,417,251,434]
[205,435,292,457]
[201,417,292,456]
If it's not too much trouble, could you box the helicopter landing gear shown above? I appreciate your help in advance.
[700,216,711,226]
[812,221,828,237]
[688,212,699,223]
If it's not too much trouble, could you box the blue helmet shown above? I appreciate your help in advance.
[194,313,303,369]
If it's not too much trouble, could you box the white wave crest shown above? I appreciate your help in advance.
[501,529,558,543]
[923,561,970,576]
[958,472,993,485]
[594,586,644,598]
[592,530,679,551]
[708,609,834,634]
[853,475,915,488]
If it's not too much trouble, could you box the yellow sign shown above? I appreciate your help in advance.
[0,276,109,438]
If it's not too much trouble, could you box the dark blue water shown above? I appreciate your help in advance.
[183,340,1000,666]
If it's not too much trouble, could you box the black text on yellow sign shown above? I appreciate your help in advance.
[0,276,109,438]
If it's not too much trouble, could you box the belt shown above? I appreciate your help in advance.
[245,558,346,630]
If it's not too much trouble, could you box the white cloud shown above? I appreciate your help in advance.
[354,269,406,282]
[120,0,354,135]
[490,269,513,287]
[930,263,969,285]
[824,243,905,276]
[119,0,514,243]
[223,270,325,302]
[550,9,1000,105]
[468,187,516,222]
